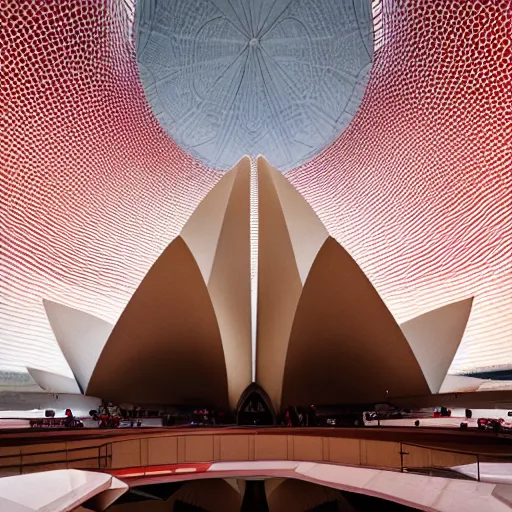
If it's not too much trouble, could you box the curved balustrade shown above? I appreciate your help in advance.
[1,429,512,483]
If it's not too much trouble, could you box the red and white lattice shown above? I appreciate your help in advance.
[0,0,221,377]
[289,0,512,373]
[0,0,510,381]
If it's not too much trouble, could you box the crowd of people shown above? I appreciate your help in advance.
[83,402,320,428]
[88,403,232,428]
[38,399,347,430]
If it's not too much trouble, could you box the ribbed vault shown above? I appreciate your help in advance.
[135,0,374,170]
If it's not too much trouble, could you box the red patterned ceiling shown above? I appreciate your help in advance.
[0,0,510,380]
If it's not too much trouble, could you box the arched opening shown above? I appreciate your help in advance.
[236,383,276,426]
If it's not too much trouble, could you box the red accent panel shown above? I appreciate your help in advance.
[109,463,213,479]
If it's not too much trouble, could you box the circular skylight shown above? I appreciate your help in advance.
[135,0,374,171]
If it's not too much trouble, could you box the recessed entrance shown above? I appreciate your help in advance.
[236,383,276,426]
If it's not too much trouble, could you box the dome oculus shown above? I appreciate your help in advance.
[135,0,374,171]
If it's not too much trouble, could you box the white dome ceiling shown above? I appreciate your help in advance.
[135,0,374,171]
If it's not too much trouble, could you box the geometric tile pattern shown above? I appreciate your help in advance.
[0,0,221,378]
[288,0,512,374]
[135,0,374,171]
[0,0,510,384]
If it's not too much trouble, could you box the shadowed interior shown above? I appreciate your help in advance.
[282,237,430,406]
[88,236,229,406]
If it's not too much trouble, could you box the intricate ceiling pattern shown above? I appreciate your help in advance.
[288,0,512,373]
[0,0,510,384]
[135,0,374,171]
[0,0,222,379]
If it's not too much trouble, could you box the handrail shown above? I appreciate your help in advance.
[0,443,111,460]
[0,443,112,472]
[2,431,512,481]
[400,440,512,458]
[399,441,512,482]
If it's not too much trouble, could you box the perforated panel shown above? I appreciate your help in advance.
[288,0,512,374]
[0,0,510,382]
[0,0,221,376]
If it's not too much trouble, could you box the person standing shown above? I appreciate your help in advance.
[285,408,292,427]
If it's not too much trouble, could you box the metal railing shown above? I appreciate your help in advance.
[0,442,112,474]
[1,434,511,483]
[399,441,512,482]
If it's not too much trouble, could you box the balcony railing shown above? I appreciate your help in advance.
[1,433,511,484]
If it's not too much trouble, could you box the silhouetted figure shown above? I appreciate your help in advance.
[289,407,300,426]
[309,405,317,426]
[64,408,73,427]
